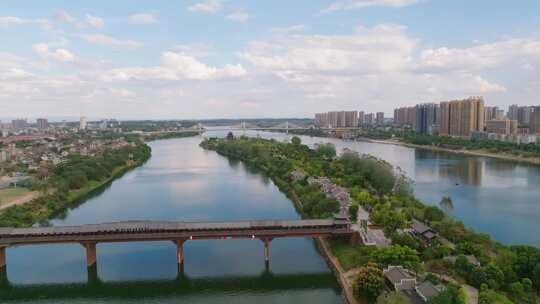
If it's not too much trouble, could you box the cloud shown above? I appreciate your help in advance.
[174,43,214,58]
[418,39,540,72]
[54,10,76,23]
[101,51,246,81]
[270,25,306,35]
[188,0,224,14]
[32,43,75,62]
[128,13,158,24]
[239,23,538,113]
[323,0,419,12]
[226,11,249,23]
[85,14,104,28]
[0,16,51,29]
[81,34,143,49]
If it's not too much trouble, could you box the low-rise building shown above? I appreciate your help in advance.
[411,219,438,243]
[383,266,417,291]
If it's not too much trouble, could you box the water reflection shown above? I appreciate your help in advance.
[0,268,339,301]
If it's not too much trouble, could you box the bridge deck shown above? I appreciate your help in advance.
[0,219,352,246]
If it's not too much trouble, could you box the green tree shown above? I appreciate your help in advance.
[315,143,336,159]
[291,136,301,146]
[354,262,384,301]
[371,245,420,271]
[424,206,445,222]
[439,196,453,213]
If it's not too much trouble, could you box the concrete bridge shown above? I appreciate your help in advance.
[0,218,353,270]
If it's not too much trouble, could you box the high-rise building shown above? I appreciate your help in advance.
[344,111,358,127]
[406,107,416,128]
[530,107,540,134]
[36,118,48,130]
[376,112,384,125]
[517,106,533,125]
[507,104,519,120]
[415,103,439,135]
[315,113,329,127]
[358,111,365,126]
[364,113,375,125]
[486,119,518,135]
[80,117,87,130]
[337,111,346,128]
[11,119,27,130]
[439,97,485,137]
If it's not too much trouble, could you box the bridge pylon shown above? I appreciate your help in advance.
[0,246,5,270]
[261,237,273,264]
[175,239,186,266]
[81,242,97,267]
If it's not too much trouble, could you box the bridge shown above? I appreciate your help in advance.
[0,218,353,270]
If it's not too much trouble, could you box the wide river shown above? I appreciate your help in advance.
[2,129,540,303]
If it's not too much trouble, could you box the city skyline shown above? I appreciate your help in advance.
[1,0,540,119]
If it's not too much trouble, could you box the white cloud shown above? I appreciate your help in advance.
[270,25,306,35]
[32,43,75,62]
[85,14,104,28]
[226,11,249,23]
[323,0,419,12]
[81,34,143,49]
[54,10,76,23]
[128,13,158,25]
[188,0,224,14]
[0,16,51,29]
[174,43,214,58]
[101,51,246,81]
[418,39,540,71]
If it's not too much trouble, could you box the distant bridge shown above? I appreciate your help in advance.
[0,219,353,270]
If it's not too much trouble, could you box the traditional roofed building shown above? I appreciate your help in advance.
[383,266,417,291]
[411,219,438,243]
[415,281,442,302]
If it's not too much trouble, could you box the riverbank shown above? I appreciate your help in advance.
[358,137,540,165]
[0,189,41,212]
[0,143,152,227]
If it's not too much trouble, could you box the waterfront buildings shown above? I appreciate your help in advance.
[507,104,519,121]
[415,103,439,135]
[314,111,359,128]
[517,106,533,125]
[364,113,375,125]
[358,111,365,126]
[11,119,28,130]
[531,106,540,134]
[80,117,87,130]
[485,119,518,135]
[376,112,384,126]
[439,97,485,137]
[36,118,48,130]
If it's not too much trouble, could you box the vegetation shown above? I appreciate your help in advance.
[144,131,200,141]
[376,292,411,304]
[201,136,540,303]
[0,142,151,227]
[362,128,540,158]
[354,262,385,301]
[427,284,466,304]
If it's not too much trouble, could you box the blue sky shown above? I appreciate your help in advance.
[1,0,540,119]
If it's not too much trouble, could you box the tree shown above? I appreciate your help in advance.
[424,206,445,222]
[291,136,301,146]
[315,143,336,159]
[371,245,420,271]
[354,262,384,301]
[439,196,453,213]
[376,291,411,304]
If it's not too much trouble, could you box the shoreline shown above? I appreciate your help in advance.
[356,137,540,165]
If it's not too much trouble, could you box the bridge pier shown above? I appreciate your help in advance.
[175,239,186,266]
[261,238,273,264]
[0,246,6,270]
[82,242,97,267]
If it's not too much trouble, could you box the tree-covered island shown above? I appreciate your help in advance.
[201,135,540,304]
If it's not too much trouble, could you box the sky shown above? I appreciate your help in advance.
[1,0,540,120]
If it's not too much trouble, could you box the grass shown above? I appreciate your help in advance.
[67,164,132,202]
[0,188,31,205]
[328,238,375,271]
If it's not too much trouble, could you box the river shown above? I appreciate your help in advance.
[2,129,540,302]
